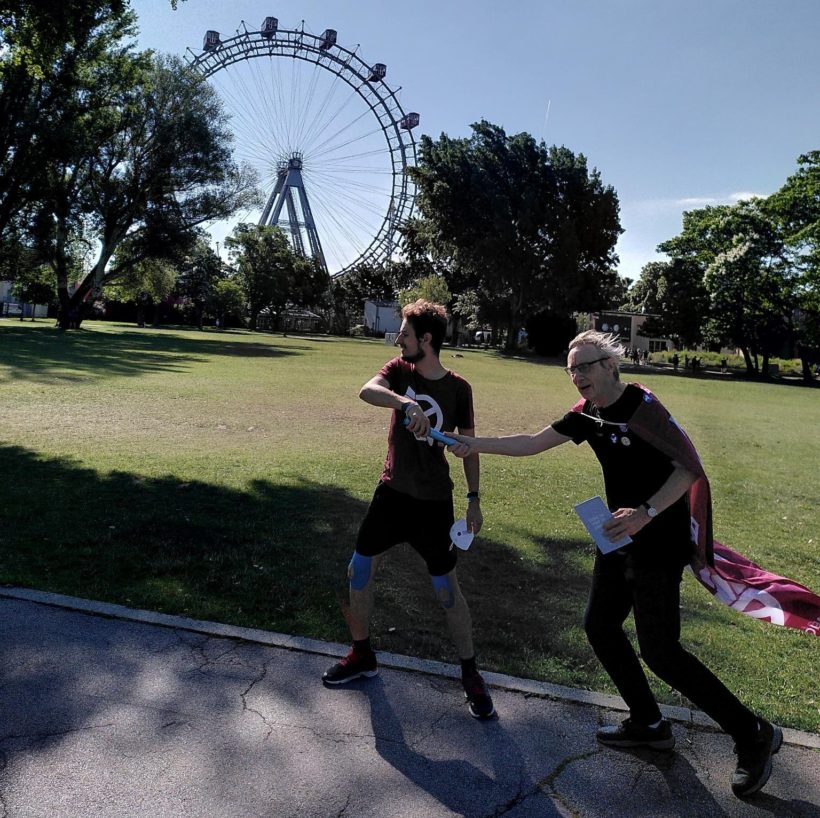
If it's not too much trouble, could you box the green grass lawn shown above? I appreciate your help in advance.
[2,318,818,732]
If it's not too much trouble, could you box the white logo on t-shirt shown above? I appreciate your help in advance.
[406,386,445,445]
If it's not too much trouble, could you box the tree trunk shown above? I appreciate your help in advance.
[504,315,517,351]
[797,346,815,383]
[56,286,72,330]
[449,314,460,346]
[740,346,755,374]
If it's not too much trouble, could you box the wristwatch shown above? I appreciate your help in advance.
[641,503,658,518]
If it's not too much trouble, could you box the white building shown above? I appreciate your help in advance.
[586,311,671,353]
[363,299,401,336]
[0,280,49,318]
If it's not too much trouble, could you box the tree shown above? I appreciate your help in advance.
[1,1,190,243]
[6,34,257,328]
[322,263,399,335]
[399,275,452,308]
[766,152,820,381]
[624,259,709,348]
[103,258,177,327]
[659,201,793,374]
[54,54,257,327]
[10,265,54,320]
[226,224,327,331]
[408,121,622,349]
[600,271,633,312]
[211,278,245,327]
[0,1,133,238]
[176,238,224,330]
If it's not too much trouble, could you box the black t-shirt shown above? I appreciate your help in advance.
[552,384,693,565]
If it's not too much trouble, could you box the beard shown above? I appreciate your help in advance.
[400,347,425,364]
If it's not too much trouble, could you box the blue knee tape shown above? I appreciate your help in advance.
[432,573,455,609]
[348,552,373,591]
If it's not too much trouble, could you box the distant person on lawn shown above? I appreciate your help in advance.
[322,299,495,720]
[447,330,782,798]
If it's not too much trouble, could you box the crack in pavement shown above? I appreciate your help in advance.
[334,792,352,817]
[407,709,450,752]
[238,660,386,746]
[175,632,248,675]
[239,658,274,739]
[0,722,116,745]
[473,749,600,818]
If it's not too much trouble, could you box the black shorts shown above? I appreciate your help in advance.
[356,482,456,576]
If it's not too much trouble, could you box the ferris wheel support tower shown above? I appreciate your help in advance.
[260,152,327,272]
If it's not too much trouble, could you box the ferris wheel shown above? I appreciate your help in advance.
[186,17,419,277]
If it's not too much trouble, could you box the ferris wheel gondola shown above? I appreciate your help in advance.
[187,18,419,276]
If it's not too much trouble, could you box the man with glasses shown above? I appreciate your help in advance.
[446,329,781,799]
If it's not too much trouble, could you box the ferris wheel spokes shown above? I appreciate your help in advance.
[189,20,420,275]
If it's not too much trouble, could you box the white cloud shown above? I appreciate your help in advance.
[675,191,769,207]
[728,191,769,202]
[677,196,721,207]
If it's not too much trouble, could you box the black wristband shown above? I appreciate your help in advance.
[466,491,480,502]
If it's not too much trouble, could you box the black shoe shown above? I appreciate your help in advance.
[596,717,675,750]
[731,718,783,798]
[462,671,496,719]
[322,649,378,685]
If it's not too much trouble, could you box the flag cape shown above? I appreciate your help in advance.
[571,386,820,635]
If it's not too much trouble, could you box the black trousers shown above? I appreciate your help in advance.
[583,550,758,742]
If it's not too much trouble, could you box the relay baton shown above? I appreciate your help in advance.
[402,416,457,446]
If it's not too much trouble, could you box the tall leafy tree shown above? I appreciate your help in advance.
[0,1,133,237]
[176,237,225,330]
[103,258,177,326]
[659,201,793,374]
[766,152,820,380]
[211,278,245,327]
[39,53,257,327]
[226,224,327,331]
[408,121,621,349]
[624,259,709,348]
[10,265,54,319]
[399,275,451,308]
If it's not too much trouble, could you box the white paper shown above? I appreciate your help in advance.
[450,518,474,551]
[574,496,632,554]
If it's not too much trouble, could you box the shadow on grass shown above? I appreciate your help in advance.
[0,443,357,640]
[0,323,304,381]
[0,442,600,684]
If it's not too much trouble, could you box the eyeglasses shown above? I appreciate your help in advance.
[564,357,609,376]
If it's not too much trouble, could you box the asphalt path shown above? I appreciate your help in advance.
[1,589,818,818]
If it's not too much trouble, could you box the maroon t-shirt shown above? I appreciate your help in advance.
[378,357,474,500]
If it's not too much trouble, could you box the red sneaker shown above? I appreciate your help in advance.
[322,649,378,685]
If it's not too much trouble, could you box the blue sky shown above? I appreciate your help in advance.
[131,0,820,279]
